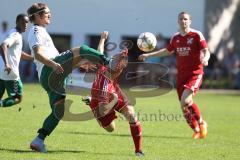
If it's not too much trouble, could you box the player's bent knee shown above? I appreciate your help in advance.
[124,112,137,123]
[128,114,137,123]
[104,127,114,132]
[13,95,22,104]
[104,123,115,132]
[181,98,192,107]
[121,106,137,123]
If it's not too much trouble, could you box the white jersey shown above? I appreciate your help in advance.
[28,25,59,79]
[0,28,22,80]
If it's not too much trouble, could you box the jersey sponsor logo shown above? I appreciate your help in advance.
[177,47,191,56]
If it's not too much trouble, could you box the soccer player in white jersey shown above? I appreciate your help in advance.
[27,3,109,153]
[0,14,33,108]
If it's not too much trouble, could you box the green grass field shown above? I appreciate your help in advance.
[0,84,240,160]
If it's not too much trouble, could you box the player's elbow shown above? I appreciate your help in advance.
[1,43,8,50]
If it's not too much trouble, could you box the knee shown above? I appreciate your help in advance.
[180,98,193,108]
[105,126,115,132]
[123,107,137,123]
[104,123,115,132]
[53,99,65,120]
[14,95,22,104]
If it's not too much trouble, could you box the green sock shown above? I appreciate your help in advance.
[41,112,60,137]
[79,45,109,65]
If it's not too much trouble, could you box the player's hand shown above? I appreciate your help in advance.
[138,54,148,61]
[101,31,109,40]
[112,92,118,103]
[4,64,12,75]
[87,63,97,71]
[202,60,208,66]
[78,59,97,72]
[80,62,97,72]
[200,49,210,67]
[200,57,209,66]
[53,62,64,74]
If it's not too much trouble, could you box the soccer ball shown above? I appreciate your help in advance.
[137,32,157,52]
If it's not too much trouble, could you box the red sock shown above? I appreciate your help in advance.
[129,121,142,152]
[183,107,198,132]
[190,102,201,122]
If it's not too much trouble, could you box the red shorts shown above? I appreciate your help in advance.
[96,97,128,127]
[176,74,203,100]
[90,86,129,127]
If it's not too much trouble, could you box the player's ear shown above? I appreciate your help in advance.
[39,14,44,19]
[177,19,180,25]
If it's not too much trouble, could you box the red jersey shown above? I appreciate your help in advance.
[90,65,128,117]
[167,28,207,75]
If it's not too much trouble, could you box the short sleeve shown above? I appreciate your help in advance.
[3,32,18,47]
[28,27,43,49]
[197,32,208,50]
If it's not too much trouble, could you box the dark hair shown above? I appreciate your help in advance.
[16,13,27,23]
[178,11,191,20]
[27,3,47,22]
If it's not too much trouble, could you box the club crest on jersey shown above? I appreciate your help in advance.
[187,38,193,45]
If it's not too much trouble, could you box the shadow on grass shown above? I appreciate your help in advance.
[0,148,32,153]
[62,131,187,139]
[0,147,132,157]
[0,148,85,154]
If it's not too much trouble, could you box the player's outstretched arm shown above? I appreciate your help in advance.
[138,48,170,61]
[98,92,118,116]
[21,51,34,61]
[97,31,109,54]
[33,46,64,74]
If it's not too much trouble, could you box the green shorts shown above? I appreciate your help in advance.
[40,50,73,96]
[0,79,23,98]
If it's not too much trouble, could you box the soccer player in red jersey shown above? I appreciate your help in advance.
[139,12,210,139]
[84,31,144,156]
